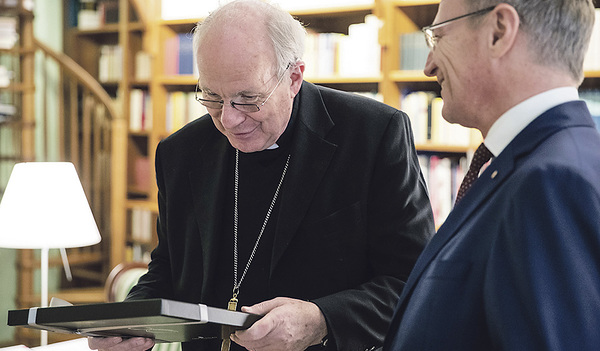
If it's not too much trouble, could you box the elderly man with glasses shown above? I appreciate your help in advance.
[89,1,434,351]
[383,0,600,350]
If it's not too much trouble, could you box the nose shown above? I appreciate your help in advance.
[219,102,245,130]
[424,50,437,77]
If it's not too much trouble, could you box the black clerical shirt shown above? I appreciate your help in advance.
[214,98,298,350]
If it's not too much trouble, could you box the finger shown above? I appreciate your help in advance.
[88,336,122,349]
[88,337,155,351]
[241,297,290,315]
[231,314,277,348]
[231,333,271,351]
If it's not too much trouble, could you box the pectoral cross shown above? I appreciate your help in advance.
[220,295,238,351]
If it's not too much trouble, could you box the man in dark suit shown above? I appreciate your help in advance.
[88,1,434,351]
[383,0,600,350]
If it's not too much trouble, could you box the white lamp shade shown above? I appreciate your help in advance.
[0,162,101,249]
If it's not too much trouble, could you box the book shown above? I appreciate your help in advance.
[399,31,429,71]
[129,89,152,132]
[178,33,194,75]
[418,154,467,227]
[8,299,261,343]
[401,91,475,146]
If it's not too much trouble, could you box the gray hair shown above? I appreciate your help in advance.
[465,0,595,83]
[192,0,306,77]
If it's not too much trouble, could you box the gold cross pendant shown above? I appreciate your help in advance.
[220,296,238,351]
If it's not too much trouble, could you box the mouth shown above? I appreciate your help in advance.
[231,125,259,139]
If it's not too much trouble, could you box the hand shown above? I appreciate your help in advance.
[87,336,155,351]
[231,297,328,351]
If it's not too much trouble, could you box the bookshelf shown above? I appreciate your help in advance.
[59,0,466,268]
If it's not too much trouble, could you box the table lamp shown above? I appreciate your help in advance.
[0,162,101,346]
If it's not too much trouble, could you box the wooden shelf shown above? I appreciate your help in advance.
[392,0,440,6]
[289,4,374,16]
[72,23,120,35]
[127,199,159,212]
[585,70,600,78]
[390,70,436,82]
[159,75,197,86]
[306,75,382,84]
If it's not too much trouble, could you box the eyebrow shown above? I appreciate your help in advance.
[200,87,263,98]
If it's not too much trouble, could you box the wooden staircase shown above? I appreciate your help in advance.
[1,16,127,345]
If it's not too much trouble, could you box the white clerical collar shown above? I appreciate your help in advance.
[266,143,279,150]
[485,87,579,157]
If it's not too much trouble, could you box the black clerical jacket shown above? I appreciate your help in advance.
[127,81,434,351]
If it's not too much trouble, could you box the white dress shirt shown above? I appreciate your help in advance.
[484,87,580,157]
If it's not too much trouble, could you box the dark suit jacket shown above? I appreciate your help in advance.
[383,101,600,350]
[127,81,434,350]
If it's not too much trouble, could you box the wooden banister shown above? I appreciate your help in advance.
[21,38,126,293]
[32,38,119,122]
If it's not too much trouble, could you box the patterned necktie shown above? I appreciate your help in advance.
[455,143,493,204]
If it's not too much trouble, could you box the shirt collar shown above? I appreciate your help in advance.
[485,87,579,157]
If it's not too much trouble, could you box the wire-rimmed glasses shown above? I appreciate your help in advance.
[195,63,292,113]
[422,6,496,49]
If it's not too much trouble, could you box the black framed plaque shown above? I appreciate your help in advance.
[7,299,261,343]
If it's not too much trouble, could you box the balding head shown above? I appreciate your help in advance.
[193,0,306,77]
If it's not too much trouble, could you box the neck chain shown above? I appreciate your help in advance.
[231,148,291,301]
[221,149,291,351]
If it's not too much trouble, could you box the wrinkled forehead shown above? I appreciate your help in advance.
[197,16,276,77]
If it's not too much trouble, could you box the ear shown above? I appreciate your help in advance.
[488,3,520,58]
[289,60,305,97]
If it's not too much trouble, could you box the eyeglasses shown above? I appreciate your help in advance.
[195,63,291,113]
[422,6,496,49]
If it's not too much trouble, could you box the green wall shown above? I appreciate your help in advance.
[0,0,63,345]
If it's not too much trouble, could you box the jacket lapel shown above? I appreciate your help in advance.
[393,100,594,317]
[270,82,337,273]
[188,130,231,296]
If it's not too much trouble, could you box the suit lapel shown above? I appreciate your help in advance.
[188,130,231,296]
[270,82,337,273]
[392,100,594,319]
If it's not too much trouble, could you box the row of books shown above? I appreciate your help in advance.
[0,102,16,120]
[304,15,381,78]
[0,16,18,50]
[583,9,600,72]
[77,0,119,30]
[129,89,152,132]
[161,0,374,20]
[165,91,208,133]
[134,51,152,81]
[0,0,33,9]
[418,154,467,228]
[164,33,196,76]
[126,244,152,263]
[160,15,382,79]
[0,64,12,87]
[401,91,476,146]
[128,155,150,191]
[0,128,17,196]
[399,32,429,71]
[130,90,208,134]
[98,44,122,82]
[130,207,154,244]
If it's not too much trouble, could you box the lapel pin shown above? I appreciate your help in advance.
[491,170,498,179]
